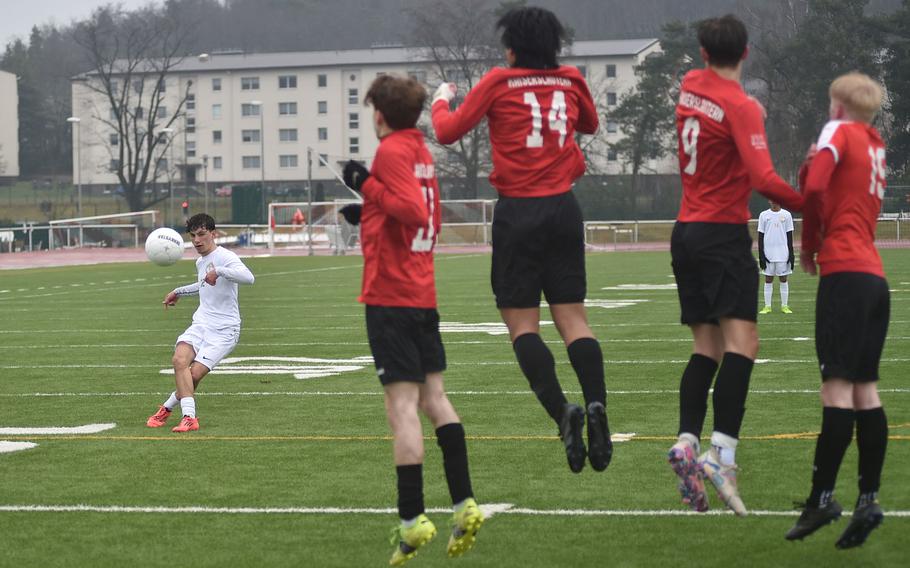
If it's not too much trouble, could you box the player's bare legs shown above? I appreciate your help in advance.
[385,382,424,465]
[147,342,208,429]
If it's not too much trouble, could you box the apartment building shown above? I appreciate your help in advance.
[69,39,670,189]
[0,69,20,181]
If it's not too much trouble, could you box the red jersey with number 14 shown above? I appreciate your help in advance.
[432,65,598,198]
[359,128,441,308]
[675,68,802,223]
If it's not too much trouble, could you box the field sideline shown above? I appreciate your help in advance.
[0,250,907,567]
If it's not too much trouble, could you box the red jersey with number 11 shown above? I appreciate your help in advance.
[432,65,598,198]
[359,128,441,308]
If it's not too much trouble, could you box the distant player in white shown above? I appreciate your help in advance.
[757,201,795,314]
[146,213,255,432]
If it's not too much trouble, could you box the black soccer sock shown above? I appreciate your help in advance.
[436,422,474,505]
[678,354,719,439]
[513,333,568,424]
[808,407,855,507]
[566,337,606,407]
[856,406,887,502]
[396,464,424,521]
[711,352,754,439]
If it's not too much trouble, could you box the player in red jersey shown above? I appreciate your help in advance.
[666,15,803,517]
[431,6,611,475]
[339,75,483,565]
[785,73,889,549]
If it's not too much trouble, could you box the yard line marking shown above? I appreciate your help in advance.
[0,503,908,518]
[0,423,116,435]
[0,441,37,454]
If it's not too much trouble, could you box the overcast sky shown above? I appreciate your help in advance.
[0,0,160,46]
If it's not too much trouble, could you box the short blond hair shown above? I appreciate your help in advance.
[829,72,883,123]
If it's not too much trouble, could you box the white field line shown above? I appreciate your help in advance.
[0,441,37,454]
[0,423,116,435]
[0,503,908,518]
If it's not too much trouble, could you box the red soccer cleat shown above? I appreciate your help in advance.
[146,405,172,428]
[171,416,199,432]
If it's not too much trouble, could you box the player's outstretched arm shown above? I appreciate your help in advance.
[431,73,496,144]
[800,148,837,266]
[216,258,255,285]
[163,290,179,309]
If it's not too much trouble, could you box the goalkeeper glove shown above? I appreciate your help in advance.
[433,83,457,105]
[342,161,370,193]
[759,256,767,270]
[339,204,362,226]
[788,254,795,270]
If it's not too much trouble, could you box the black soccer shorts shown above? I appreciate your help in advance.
[491,191,587,309]
[816,272,890,383]
[671,222,759,325]
[365,305,447,385]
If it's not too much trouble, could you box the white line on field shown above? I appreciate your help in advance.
[0,441,37,454]
[0,423,116,435]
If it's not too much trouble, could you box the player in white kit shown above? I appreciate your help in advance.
[758,202,795,314]
[146,214,255,432]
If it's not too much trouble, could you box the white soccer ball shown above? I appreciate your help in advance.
[145,228,185,266]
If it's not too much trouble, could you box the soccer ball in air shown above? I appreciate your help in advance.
[145,228,185,266]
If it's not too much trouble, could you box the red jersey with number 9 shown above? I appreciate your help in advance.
[432,65,598,198]
[675,68,801,223]
[359,128,441,308]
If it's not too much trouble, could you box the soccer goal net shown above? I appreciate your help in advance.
[46,211,160,251]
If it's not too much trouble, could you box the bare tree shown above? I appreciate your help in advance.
[72,5,193,212]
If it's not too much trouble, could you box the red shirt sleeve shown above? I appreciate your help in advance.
[362,144,428,227]
[729,98,803,211]
[575,76,599,135]
[800,149,837,255]
[431,71,499,144]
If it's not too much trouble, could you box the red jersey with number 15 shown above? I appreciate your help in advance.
[675,68,802,223]
[359,128,441,308]
[432,65,598,198]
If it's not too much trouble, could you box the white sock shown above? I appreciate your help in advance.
[678,432,700,452]
[162,391,179,410]
[780,282,789,306]
[180,396,196,418]
[711,431,738,466]
[764,282,773,307]
[401,516,418,528]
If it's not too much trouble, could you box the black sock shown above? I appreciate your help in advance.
[712,352,754,439]
[436,423,473,505]
[808,407,855,507]
[396,464,424,520]
[567,337,606,407]
[678,354,718,439]
[856,406,887,502]
[513,333,568,424]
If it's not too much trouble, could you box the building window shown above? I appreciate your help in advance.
[279,128,298,142]
[607,92,617,106]
[241,77,260,90]
[349,137,359,154]
[317,101,327,114]
[241,103,260,117]
[607,149,618,161]
[213,156,223,170]
[110,107,119,120]
[186,141,196,158]
[278,74,297,89]
[348,112,359,129]
[279,102,298,116]
[606,64,617,78]
[212,78,222,91]
[318,127,328,141]
[212,104,222,119]
[242,155,261,169]
[110,133,119,146]
[576,65,587,77]
[157,132,168,144]
[606,121,618,133]
[319,153,328,167]
[135,107,144,119]
[186,117,196,133]
[157,158,167,171]
[186,94,195,110]
[157,79,166,93]
[132,80,143,94]
[242,129,261,143]
[110,159,121,171]
[213,130,222,144]
[110,80,119,94]
[157,106,168,119]
[348,88,359,104]
[407,70,427,83]
[317,74,327,87]
[279,154,298,168]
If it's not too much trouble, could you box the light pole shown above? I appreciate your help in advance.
[66,117,82,215]
[202,154,209,217]
[250,99,266,223]
[159,127,175,227]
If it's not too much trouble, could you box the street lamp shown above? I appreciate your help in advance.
[202,154,209,217]
[250,99,266,223]
[66,117,82,215]
[159,127,175,227]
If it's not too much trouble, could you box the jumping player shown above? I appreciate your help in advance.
[340,74,483,566]
[757,201,795,314]
[785,72,889,549]
[667,15,803,516]
[146,213,255,432]
[431,6,611,474]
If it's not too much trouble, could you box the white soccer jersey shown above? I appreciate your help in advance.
[173,246,255,328]
[758,208,794,262]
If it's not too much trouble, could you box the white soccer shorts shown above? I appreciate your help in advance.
[176,323,240,370]
[763,261,792,277]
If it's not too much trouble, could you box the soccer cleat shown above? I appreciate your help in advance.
[785,500,843,540]
[559,403,587,473]
[389,514,437,566]
[668,439,708,512]
[447,498,484,558]
[171,416,199,432]
[781,305,793,314]
[585,402,613,472]
[759,306,773,315]
[835,501,884,549]
[698,447,747,516]
[146,405,172,428]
